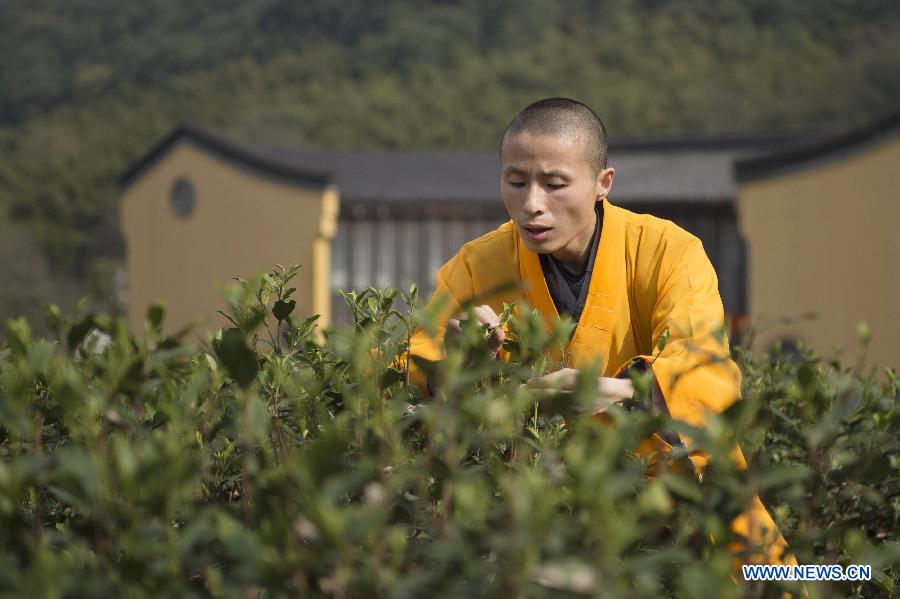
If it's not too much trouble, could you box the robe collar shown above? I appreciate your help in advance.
[515,198,626,367]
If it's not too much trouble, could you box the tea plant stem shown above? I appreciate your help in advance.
[32,404,44,536]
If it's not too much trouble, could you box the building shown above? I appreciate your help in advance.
[120,126,338,336]
[121,123,845,352]
[736,112,900,369]
[289,134,800,325]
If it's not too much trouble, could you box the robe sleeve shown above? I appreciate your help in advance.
[405,254,471,394]
[626,238,794,566]
[644,237,742,429]
[404,250,515,395]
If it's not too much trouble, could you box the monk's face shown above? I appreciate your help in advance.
[500,131,614,269]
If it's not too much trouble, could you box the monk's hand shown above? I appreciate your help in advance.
[591,377,634,414]
[522,368,634,415]
[444,304,505,359]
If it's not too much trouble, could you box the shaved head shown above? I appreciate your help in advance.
[501,98,608,176]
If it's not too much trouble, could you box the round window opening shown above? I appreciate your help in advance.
[170,178,196,218]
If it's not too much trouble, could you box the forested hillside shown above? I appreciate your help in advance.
[1,0,899,322]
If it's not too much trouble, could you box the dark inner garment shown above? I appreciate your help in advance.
[539,200,603,323]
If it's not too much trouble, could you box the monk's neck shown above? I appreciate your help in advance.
[550,208,597,274]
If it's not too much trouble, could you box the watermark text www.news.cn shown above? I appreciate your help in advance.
[742,564,871,582]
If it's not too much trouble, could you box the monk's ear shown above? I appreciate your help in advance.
[595,166,615,200]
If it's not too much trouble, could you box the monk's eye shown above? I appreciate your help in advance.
[507,180,526,188]
[546,183,567,190]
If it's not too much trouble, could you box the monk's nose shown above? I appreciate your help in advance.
[521,184,547,216]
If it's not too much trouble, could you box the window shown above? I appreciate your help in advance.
[170,178,196,218]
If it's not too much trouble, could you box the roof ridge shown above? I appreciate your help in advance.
[120,123,332,190]
[735,110,900,182]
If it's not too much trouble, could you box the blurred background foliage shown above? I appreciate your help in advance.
[0,266,897,597]
[1,0,900,327]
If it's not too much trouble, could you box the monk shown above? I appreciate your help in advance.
[405,97,793,572]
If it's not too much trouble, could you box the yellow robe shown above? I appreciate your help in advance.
[408,198,793,568]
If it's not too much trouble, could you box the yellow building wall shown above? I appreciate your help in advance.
[121,139,337,337]
[737,136,900,369]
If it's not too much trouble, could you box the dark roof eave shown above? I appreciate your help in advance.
[735,110,900,183]
[608,129,824,152]
[119,123,333,190]
[340,196,500,204]
[612,195,735,205]
[336,195,735,207]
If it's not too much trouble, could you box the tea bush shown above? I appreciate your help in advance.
[0,265,897,598]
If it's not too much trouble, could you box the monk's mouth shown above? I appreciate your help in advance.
[522,225,552,241]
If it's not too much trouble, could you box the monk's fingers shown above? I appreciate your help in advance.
[596,377,635,402]
[527,368,577,389]
[519,383,567,400]
[444,319,463,343]
[582,378,634,414]
[525,379,552,390]
[472,305,505,349]
[486,327,504,353]
[451,308,502,333]
[473,304,500,327]
[524,376,544,388]
[474,306,503,332]
[590,395,628,415]
[446,312,502,357]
